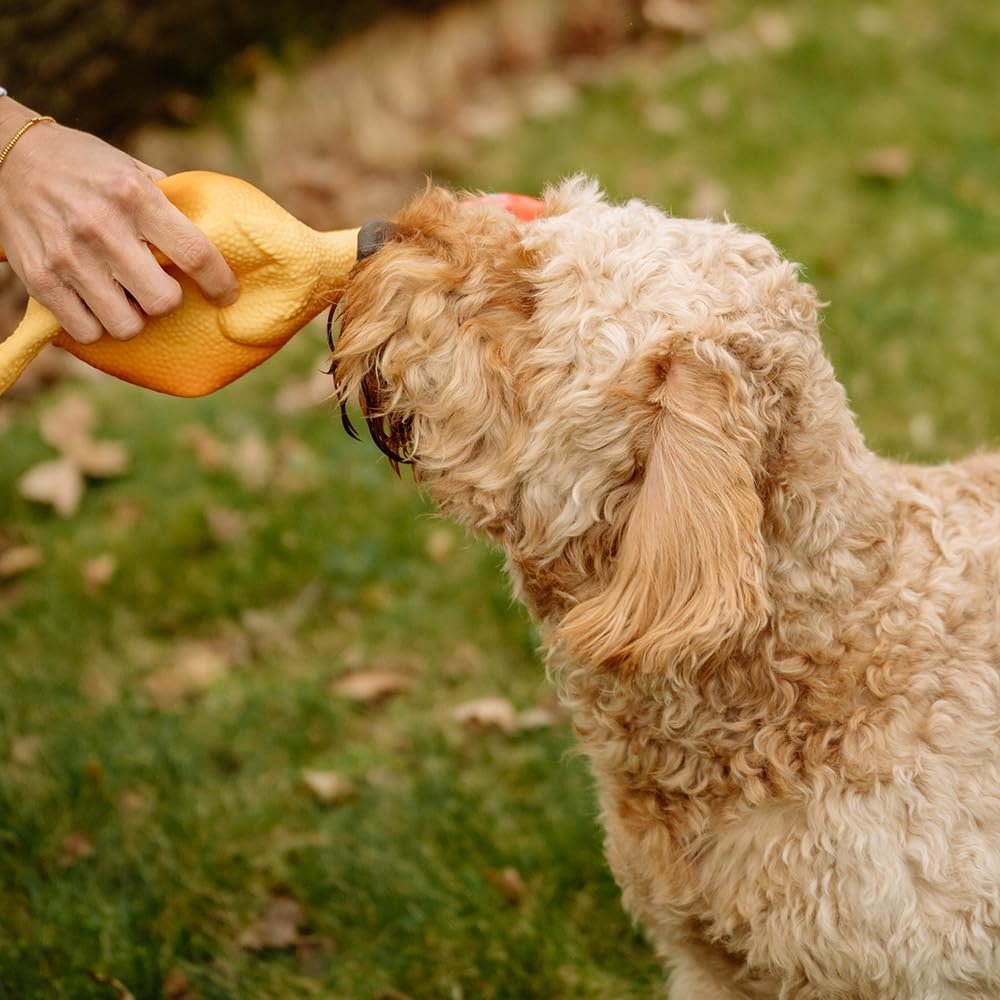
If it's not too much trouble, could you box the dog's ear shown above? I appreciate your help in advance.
[556,350,769,674]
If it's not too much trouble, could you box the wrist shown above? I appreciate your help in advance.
[0,97,41,140]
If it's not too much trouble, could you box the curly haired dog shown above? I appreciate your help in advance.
[331,179,1000,999]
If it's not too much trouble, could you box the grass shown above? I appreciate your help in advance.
[1,0,999,996]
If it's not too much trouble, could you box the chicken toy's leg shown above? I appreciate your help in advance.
[0,278,61,394]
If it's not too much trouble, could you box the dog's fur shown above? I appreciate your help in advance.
[331,179,1000,999]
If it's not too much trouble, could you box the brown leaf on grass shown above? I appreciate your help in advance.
[273,436,323,495]
[452,696,518,733]
[301,770,357,805]
[10,734,41,766]
[38,394,129,477]
[107,499,143,532]
[181,424,227,470]
[642,0,712,35]
[750,10,796,52]
[0,544,43,578]
[515,706,561,731]
[163,968,196,1000]
[331,670,410,704]
[641,100,687,136]
[39,393,96,451]
[232,431,275,491]
[143,641,230,708]
[688,180,730,219]
[82,553,117,594]
[857,146,913,181]
[273,366,333,415]
[296,935,336,977]
[59,830,96,867]
[205,506,248,545]
[64,438,130,478]
[485,866,526,905]
[18,457,85,516]
[521,73,578,120]
[424,526,456,564]
[88,971,136,1000]
[239,893,305,951]
[241,581,322,657]
[79,664,119,706]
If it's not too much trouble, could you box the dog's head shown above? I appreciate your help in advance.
[332,178,834,674]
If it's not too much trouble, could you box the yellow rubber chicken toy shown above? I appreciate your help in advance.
[0,171,360,397]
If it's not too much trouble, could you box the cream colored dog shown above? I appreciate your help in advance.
[331,179,1000,999]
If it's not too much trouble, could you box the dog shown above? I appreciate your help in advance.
[330,178,1000,999]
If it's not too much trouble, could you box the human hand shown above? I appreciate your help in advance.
[0,98,240,343]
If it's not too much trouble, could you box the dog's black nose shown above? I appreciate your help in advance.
[356,219,399,261]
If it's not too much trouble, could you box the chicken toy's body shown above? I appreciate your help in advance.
[0,171,360,396]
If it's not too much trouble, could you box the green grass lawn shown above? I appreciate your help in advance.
[2,0,999,996]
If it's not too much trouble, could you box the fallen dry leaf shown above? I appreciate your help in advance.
[688,180,730,219]
[63,437,130,478]
[88,971,136,1000]
[240,581,322,657]
[750,10,796,51]
[857,146,914,181]
[162,968,196,1000]
[515,707,560,731]
[79,664,119,706]
[0,544,43,578]
[82,553,117,594]
[642,0,712,35]
[143,641,230,708]
[59,830,96,867]
[18,457,85,517]
[107,498,143,532]
[424,526,456,564]
[331,670,410,704]
[181,424,227,470]
[273,366,333,415]
[39,393,96,451]
[452,696,518,733]
[642,100,687,135]
[239,893,305,951]
[485,866,526,905]
[296,935,335,977]
[301,770,357,805]
[10,734,41,766]
[232,431,275,491]
[205,506,248,545]
[909,413,936,450]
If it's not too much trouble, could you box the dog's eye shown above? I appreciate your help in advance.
[356,219,399,261]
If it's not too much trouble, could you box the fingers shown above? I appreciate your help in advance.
[139,195,239,307]
[28,273,104,344]
[109,242,183,325]
[69,267,146,342]
[28,236,172,343]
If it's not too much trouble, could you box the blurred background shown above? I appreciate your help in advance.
[1,0,998,997]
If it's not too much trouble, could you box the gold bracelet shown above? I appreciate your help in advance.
[0,116,55,171]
